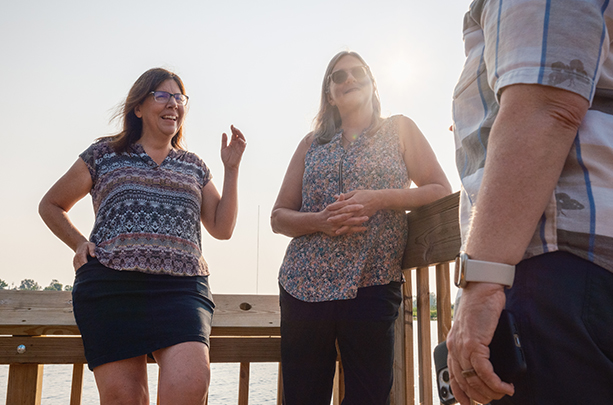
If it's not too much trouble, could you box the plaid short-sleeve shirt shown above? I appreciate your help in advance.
[453,0,613,272]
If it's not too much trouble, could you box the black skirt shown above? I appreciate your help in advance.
[72,258,215,371]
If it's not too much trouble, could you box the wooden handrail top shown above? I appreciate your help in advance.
[0,291,280,337]
[403,191,461,270]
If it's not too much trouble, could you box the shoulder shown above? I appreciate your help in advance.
[302,132,317,148]
[87,137,114,153]
[175,149,212,183]
[80,138,113,163]
[386,115,424,153]
[294,132,317,155]
[180,149,205,164]
[388,114,417,132]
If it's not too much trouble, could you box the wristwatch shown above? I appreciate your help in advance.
[454,251,515,288]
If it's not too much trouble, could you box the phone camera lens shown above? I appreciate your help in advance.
[441,387,448,398]
[442,370,449,382]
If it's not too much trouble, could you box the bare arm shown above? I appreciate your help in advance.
[446,84,589,404]
[38,158,95,270]
[200,125,246,240]
[270,134,368,238]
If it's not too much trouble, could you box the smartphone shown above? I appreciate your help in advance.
[433,310,527,404]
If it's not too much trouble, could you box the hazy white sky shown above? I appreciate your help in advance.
[0,0,469,293]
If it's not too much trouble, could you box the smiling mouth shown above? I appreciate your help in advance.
[162,115,177,121]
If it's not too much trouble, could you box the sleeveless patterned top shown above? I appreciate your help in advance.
[80,140,212,276]
[279,116,410,302]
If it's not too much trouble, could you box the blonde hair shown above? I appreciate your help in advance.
[312,51,382,144]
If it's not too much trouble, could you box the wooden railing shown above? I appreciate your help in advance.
[396,191,461,404]
[0,192,461,405]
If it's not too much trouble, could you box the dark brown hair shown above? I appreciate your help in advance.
[104,68,187,153]
[312,51,382,144]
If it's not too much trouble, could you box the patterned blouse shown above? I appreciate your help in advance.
[278,116,410,302]
[80,139,212,276]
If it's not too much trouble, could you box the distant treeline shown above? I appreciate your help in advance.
[0,278,72,291]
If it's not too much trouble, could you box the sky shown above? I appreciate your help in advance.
[0,0,469,294]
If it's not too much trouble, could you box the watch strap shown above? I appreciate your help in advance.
[465,258,515,288]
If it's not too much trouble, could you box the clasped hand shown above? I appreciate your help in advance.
[322,190,378,236]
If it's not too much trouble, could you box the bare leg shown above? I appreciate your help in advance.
[93,355,149,405]
[154,341,211,405]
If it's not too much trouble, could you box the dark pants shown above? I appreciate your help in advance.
[493,251,613,404]
[280,282,402,405]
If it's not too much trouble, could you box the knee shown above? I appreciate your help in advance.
[98,381,149,405]
[159,362,210,402]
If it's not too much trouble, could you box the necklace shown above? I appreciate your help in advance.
[340,125,371,146]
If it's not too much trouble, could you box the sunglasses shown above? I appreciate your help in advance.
[149,91,189,106]
[329,66,370,84]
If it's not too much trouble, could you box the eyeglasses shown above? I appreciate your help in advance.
[149,91,189,106]
[329,66,370,84]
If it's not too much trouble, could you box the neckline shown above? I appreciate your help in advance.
[131,143,176,167]
[338,124,372,148]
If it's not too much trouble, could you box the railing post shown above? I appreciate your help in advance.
[435,263,453,343]
[69,363,84,405]
[402,270,415,405]
[7,364,44,405]
[277,363,283,405]
[416,267,433,405]
[332,359,345,405]
[238,362,250,405]
[391,290,407,405]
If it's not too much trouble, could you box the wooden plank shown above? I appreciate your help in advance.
[238,362,250,405]
[402,271,415,405]
[211,295,280,332]
[0,336,282,364]
[403,192,460,270]
[0,290,78,335]
[210,337,281,363]
[0,336,86,364]
[69,363,84,405]
[435,264,453,343]
[0,291,281,336]
[7,364,43,405]
[416,267,433,405]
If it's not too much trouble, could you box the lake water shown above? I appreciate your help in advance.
[0,322,441,404]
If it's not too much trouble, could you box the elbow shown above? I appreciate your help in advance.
[548,103,587,133]
[38,196,52,223]
[212,229,233,240]
[429,180,453,201]
[270,209,284,235]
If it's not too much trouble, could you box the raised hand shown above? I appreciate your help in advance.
[221,125,247,169]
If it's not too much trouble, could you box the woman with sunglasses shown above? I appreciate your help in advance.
[271,51,451,404]
[39,67,246,405]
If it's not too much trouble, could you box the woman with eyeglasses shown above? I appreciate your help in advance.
[39,67,246,405]
[271,51,451,404]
